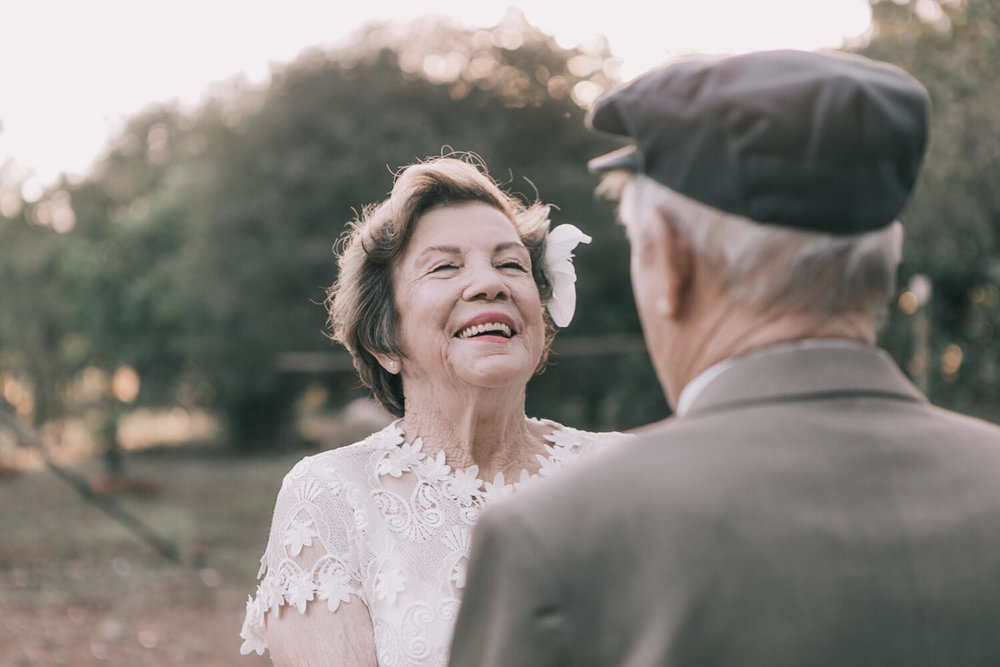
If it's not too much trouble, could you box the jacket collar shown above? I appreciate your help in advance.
[684,341,926,418]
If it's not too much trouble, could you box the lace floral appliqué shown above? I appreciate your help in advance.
[240,420,626,665]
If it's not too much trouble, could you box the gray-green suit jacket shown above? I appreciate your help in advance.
[449,344,1000,666]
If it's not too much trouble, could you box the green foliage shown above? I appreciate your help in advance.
[1,13,659,454]
[165,19,646,447]
[13,2,995,458]
[0,193,74,425]
[858,0,1000,419]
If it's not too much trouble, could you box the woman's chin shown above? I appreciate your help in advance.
[453,357,535,391]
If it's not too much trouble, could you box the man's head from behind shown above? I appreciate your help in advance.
[587,49,930,405]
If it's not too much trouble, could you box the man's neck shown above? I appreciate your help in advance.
[666,303,877,407]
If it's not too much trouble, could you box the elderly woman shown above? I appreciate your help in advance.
[240,156,624,666]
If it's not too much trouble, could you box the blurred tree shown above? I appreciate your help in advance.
[2,108,201,469]
[12,3,999,464]
[3,11,666,457]
[0,168,73,428]
[64,107,195,405]
[857,0,1000,420]
[140,11,652,450]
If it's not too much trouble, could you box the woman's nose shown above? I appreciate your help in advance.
[463,263,509,301]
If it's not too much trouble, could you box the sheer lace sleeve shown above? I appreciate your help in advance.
[264,595,377,666]
[240,451,370,658]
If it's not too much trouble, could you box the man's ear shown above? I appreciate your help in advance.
[651,212,693,320]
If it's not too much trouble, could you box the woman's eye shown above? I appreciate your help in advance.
[499,261,527,271]
[431,263,458,273]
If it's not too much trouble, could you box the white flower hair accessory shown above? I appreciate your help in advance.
[543,224,592,327]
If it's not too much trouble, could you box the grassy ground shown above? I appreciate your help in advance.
[0,442,310,666]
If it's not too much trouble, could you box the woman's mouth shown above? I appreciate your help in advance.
[455,322,513,339]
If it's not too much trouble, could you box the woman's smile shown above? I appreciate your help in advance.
[455,311,517,341]
[392,202,545,389]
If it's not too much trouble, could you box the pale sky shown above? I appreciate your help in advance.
[0,0,871,194]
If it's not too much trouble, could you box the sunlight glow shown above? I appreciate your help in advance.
[1,374,35,416]
[571,80,603,108]
[971,285,1000,307]
[111,366,141,404]
[898,291,920,315]
[117,407,220,450]
[32,189,76,232]
[0,0,873,187]
[941,344,963,381]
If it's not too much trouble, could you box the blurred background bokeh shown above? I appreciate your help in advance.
[1,0,998,664]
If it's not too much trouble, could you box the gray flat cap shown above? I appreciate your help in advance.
[587,49,930,234]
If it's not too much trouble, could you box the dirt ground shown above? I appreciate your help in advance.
[1,443,309,667]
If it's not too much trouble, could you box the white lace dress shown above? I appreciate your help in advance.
[240,419,624,666]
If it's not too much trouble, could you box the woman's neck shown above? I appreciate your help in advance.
[399,384,544,480]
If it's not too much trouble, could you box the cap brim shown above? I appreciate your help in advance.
[587,145,640,173]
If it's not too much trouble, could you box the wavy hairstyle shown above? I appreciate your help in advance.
[327,155,555,417]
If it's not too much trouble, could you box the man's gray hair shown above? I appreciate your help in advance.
[607,172,903,318]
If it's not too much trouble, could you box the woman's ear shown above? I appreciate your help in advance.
[373,354,401,375]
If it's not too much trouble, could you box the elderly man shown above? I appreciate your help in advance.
[449,50,1000,666]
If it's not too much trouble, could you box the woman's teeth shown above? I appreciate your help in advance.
[457,322,512,339]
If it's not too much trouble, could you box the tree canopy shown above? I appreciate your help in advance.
[2,12,656,453]
[2,3,997,456]
[859,0,1000,419]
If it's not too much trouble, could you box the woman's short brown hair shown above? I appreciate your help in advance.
[327,155,556,417]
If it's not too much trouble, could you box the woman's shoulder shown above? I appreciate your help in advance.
[532,417,634,453]
[280,420,404,486]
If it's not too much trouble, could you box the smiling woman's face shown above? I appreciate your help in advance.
[391,201,545,393]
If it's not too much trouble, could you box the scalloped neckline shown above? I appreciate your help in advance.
[376,418,574,496]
